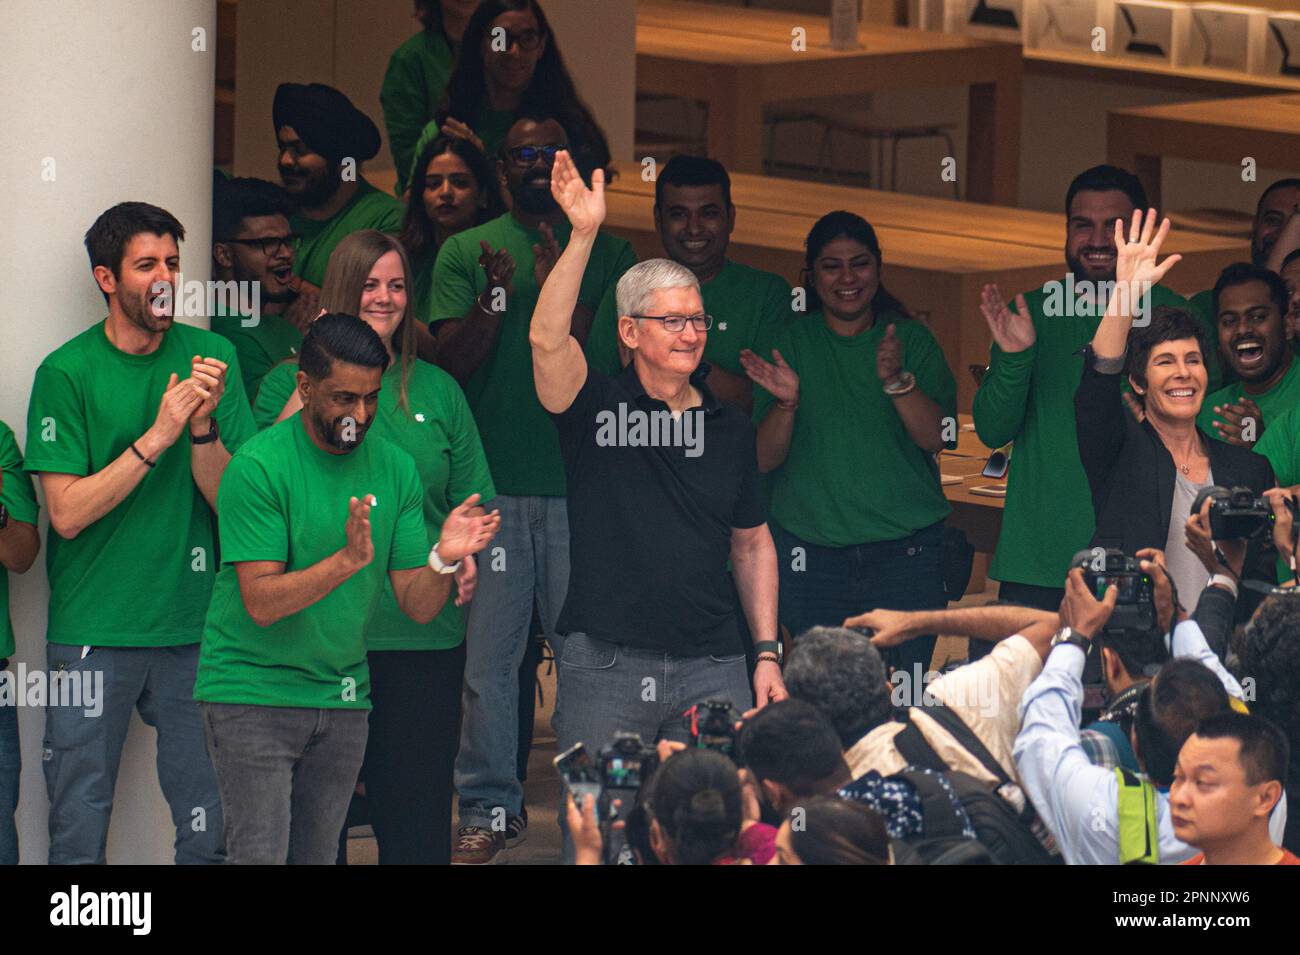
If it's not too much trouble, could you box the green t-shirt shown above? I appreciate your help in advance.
[585,258,794,378]
[25,321,256,646]
[753,311,957,546]
[195,416,430,708]
[410,244,438,329]
[430,213,637,495]
[1198,355,1300,444]
[1184,287,1228,393]
[290,178,405,287]
[972,281,1188,588]
[252,359,299,431]
[406,103,516,196]
[381,29,455,196]
[210,310,302,407]
[0,421,39,659]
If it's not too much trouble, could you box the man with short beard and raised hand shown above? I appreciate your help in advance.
[26,201,256,864]
[194,313,500,865]
[274,82,405,288]
[972,166,1194,645]
[430,112,635,864]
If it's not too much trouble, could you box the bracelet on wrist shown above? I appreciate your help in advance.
[129,442,156,469]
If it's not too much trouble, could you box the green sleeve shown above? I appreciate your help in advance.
[381,49,432,196]
[443,376,496,507]
[404,118,442,196]
[375,195,406,235]
[389,456,431,570]
[0,426,39,525]
[213,343,257,454]
[1255,407,1298,486]
[583,285,623,376]
[752,276,795,360]
[216,453,288,564]
[252,363,298,431]
[429,235,482,323]
[972,339,1036,450]
[907,322,959,449]
[24,364,89,476]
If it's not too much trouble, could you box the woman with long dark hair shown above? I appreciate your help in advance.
[400,133,508,325]
[740,211,957,673]
[403,0,612,188]
[381,0,481,194]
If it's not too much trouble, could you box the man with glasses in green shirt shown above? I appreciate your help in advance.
[26,202,256,863]
[210,177,318,405]
[274,83,405,287]
[431,112,635,864]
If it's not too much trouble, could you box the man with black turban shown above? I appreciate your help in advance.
[273,82,404,286]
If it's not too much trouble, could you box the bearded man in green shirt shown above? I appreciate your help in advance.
[274,83,405,288]
[973,166,1192,647]
[195,314,500,865]
[26,202,256,864]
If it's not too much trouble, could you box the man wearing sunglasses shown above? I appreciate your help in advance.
[430,113,635,864]
[531,149,787,860]
[211,177,319,405]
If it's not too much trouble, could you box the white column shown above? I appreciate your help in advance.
[0,0,217,864]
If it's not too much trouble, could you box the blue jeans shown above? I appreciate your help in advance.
[455,495,569,827]
[553,631,754,861]
[775,522,947,674]
[0,664,18,865]
[42,643,224,864]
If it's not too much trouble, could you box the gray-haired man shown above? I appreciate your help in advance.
[531,151,786,842]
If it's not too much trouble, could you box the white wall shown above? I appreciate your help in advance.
[0,0,217,864]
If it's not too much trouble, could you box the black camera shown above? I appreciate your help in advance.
[596,731,657,865]
[1072,548,1156,633]
[1191,485,1274,541]
[657,699,743,758]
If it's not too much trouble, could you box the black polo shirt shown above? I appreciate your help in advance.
[550,361,767,656]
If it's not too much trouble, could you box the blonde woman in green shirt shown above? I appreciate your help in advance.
[257,230,494,863]
[742,211,957,675]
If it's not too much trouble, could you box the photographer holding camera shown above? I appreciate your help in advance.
[1013,550,1289,864]
[1076,209,1275,610]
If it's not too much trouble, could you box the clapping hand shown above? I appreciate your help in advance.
[533,221,562,287]
[876,323,903,384]
[151,372,207,448]
[343,495,376,571]
[739,348,799,407]
[189,355,228,427]
[478,241,516,301]
[436,493,501,564]
[1210,397,1263,447]
[980,285,1035,353]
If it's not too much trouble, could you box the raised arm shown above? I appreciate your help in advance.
[529,150,600,414]
[845,603,1060,661]
[1090,209,1181,360]
[971,286,1036,449]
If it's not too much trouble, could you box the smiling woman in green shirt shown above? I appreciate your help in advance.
[742,212,957,674]
[256,230,493,864]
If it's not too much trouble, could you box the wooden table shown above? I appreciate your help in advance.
[606,163,1248,408]
[1107,94,1300,211]
[940,416,1004,574]
[636,0,1023,204]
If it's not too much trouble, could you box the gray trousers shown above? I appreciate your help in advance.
[201,702,369,865]
[42,642,224,864]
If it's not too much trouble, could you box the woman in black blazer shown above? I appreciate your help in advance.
[1075,210,1275,608]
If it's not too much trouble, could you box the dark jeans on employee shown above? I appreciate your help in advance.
[775,522,947,674]
[202,702,368,864]
[0,662,18,865]
[43,643,224,864]
[553,631,754,862]
[357,644,465,864]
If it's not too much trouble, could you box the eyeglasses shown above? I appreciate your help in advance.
[631,313,714,333]
[507,144,565,166]
[224,234,300,256]
[493,28,544,52]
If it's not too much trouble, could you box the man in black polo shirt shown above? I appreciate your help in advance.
[531,150,787,780]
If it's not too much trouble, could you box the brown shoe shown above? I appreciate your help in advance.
[451,826,506,865]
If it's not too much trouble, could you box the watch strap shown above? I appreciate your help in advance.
[191,418,219,445]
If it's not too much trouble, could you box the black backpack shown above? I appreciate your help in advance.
[885,767,997,865]
[891,703,1058,866]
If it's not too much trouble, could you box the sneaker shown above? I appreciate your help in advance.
[505,810,528,848]
[451,826,506,865]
